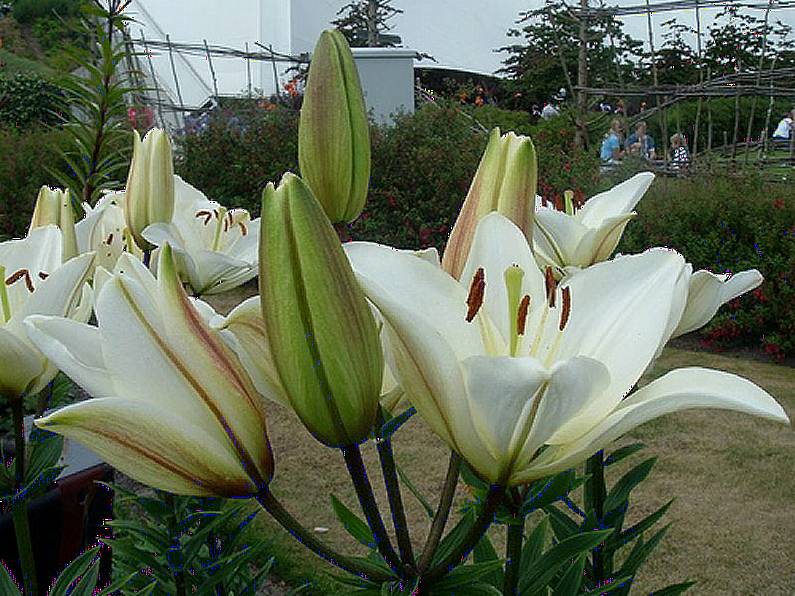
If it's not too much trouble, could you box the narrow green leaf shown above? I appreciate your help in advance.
[608,499,674,552]
[604,443,646,466]
[430,561,506,590]
[394,460,435,519]
[519,529,612,593]
[330,494,376,548]
[520,516,549,570]
[472,533,503,588]
[0,563,21,595]
[604,458,657,513]
[552,553,587,596]
[617,525,670,579]
[522,470,577,514]
[50,546,101,594]
[430,509,476,566]
[379,406,416,439]
[650,580,697,595]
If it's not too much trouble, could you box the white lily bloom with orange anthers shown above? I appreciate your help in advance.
[344,213,789,486]
[143,177,260,296]
[0,227,93,399]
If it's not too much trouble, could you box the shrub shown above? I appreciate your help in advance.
[0,126,71,240]
[0,73,63,127]
[176,107,300,211]
[11,0,83,24]
[619,173,795,358]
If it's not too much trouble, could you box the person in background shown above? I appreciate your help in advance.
[670,133,690,171]
[772,109,794,143]
[625,120,656,160]
[600,118,625,164]
[541,100,560,120]
[614,98,626,116]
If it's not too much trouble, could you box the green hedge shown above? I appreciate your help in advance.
[0,73,63,127]
[619,174,795,359]
[0,126,71,240]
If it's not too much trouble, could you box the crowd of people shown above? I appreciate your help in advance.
[598,118,690,172]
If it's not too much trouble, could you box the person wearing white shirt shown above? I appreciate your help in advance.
[772,110,794,140]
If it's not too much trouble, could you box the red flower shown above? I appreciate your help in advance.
[753,288,768,303]
[773,198,785,210]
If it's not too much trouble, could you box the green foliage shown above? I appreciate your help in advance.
[0,73,63,127]
[0,126,70,240]
[54,0,135,205]
[619,173,795,357]
[107,487,277,594]
[11,0,83,24]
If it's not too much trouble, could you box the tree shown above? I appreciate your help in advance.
[499,1,641,111]
[333,0,403,48]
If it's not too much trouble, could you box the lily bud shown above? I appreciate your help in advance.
[298,29,371,223]
[29,187,78,261]
[442,128,537,279]
[124,128,175,250]
[259,173,383,446]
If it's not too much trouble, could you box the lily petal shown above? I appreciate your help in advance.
[0,328,43,398]
[674,269,763,338]
[24,316,114,399]
[519,367,790,481]
[575,172,654,227]
[35,398,258,496]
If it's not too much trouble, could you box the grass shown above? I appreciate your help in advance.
[0,48,53,76]
[205,290,795,595]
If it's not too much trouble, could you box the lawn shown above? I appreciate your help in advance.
[205,289,795,595]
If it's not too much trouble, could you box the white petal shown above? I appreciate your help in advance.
[35,398,258,496]
[18,253,94,319]
[520,367,790,480]
[571,214,635,267]
[548,249,686,441]
[460,213,545,347]
[24,316,113,398]
[575,172,654,228]
[345,242,485,361]
[462,355,549,482]
[533,209,588,268]
[674,269,763,338]
[0,327,44,397]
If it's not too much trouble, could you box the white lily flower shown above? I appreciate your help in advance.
[345,213,789,486]
[0,227,93,399]
[533,172,655,277]
[76,192,131,271]
[25,247,274,497]
[142,177,260,296]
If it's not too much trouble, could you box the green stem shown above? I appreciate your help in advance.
[417,451,461,573]
[255,489,393,582]
[422,484,506,583]
[164,493,188,596]
[585,450,608,582]
[502,510,525,596]
[375,411,415,568]
[341,444,405,577]
[11,398,38,596]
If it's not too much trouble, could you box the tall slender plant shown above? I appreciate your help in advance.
[54,0,136,207]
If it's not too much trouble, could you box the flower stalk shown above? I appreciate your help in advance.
[417,452,461,573]
[503,493,525,596]
[585,450,608,581]
[375,411,415,568]
[341,444,405,576]
[11,397,39,596]
[255,489,393,582]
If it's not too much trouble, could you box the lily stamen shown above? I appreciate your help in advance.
[6,268,34,293]
[0,265,9,322]
[517,295,531,335]
[465,267,485,323]
[238,222,248,236]
[38,271,49,280]
[105,233,114,246]
[559,286,571,331]
[545,266,557,307]
[195,210,213,225]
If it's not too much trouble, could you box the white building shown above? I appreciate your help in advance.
[130,0,528,119]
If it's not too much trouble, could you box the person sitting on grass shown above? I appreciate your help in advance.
[625,120,656,160]
[670,133,690,171]
[772,109,794,145]
[600,118,625,165]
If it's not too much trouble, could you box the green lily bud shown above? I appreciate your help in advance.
[124,128,175,251]
[298,29,371,224]
[259,173,383,446]
[442,128,537,279]
[29,186,78,261]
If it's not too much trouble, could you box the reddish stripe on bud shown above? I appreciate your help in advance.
[517,294,531,335]
[465,267,486,322]
[559,286,571,331]
[545,266,557,308]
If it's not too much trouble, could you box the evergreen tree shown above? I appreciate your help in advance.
[333,0,403,48]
